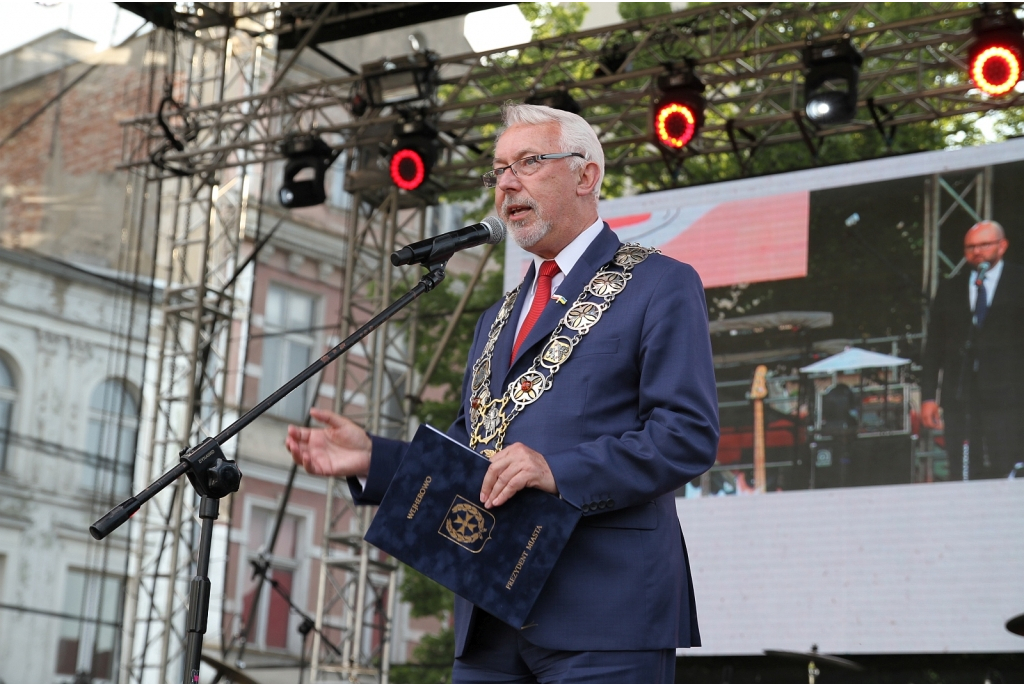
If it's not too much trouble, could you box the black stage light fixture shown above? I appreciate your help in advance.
[278,134,335,208]
[803,37,864,125]
[361,52,437,108]
[389,118,439,192]
[652,66,706,151]
[524,85,581,114]
[968,10,1024,97]
[594,41,634,80]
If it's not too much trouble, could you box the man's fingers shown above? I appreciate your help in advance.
[487,470,529,508]
[480,461,505,503]
[311,407,349,430]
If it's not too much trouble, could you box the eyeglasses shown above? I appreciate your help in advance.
[482,152,585,188]
[965,240,1003,252]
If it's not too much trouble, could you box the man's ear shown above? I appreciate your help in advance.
[576,160,601,197]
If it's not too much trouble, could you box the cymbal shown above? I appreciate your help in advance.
[200,653,258,684]
[764,648,864,671]
[1007,613,1024,637]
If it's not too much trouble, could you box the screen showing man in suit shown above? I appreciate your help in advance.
[285,103,720,683]
[921,220,1024,481]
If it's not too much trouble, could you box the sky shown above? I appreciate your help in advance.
[0,1,145,55]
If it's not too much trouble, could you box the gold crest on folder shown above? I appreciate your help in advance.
[439,495,495,553]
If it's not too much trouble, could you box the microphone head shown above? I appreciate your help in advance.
[480,216,506,245]
[978,261,991,274]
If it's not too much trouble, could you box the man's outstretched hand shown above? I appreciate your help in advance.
[480,442,558,509]
[921,400,944,430]
[285,407,372,478]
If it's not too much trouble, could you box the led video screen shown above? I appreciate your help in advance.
[504,139,1024,655]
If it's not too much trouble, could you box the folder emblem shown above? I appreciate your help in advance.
[440,495,495,553]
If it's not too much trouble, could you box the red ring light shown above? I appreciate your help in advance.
[655,103,697,149]
[390,148,426,190]
[971,45,1022,96]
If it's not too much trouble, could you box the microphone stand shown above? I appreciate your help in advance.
[954,264,989,482]
[91,261,449,684]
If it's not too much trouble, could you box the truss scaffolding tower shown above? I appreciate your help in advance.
[112,3,1024,683]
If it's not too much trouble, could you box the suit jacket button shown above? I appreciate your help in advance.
[607,499,615,508]
[582,504,590,512]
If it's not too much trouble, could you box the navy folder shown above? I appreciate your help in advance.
[364,424,581,628]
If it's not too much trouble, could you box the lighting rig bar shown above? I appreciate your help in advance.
[121,3,1021,190]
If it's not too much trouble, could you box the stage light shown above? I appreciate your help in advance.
[389,118,438,192]
[390,148,426,190]
[524,86,581,114]
[968,12,1024,97]
[652,67,705,151]
[361,52,437,108]
[803,37,863,125]
[278,134,335,208]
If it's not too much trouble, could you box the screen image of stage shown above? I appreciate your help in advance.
[505,139,1024,656]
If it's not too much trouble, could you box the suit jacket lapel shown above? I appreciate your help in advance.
[503,225,622,382]
[986,262,1016,320]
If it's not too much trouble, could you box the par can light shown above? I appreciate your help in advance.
[389,148,427,191]
[655,102,698,149]
[651,65,706,152]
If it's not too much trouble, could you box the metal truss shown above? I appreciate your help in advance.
[115,3,1021,682]
[310,186,426,682]
[120,3,1021,192]
[120,14,268,682]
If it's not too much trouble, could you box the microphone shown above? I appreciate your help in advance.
[391,216,506,267]
[976,261,991,284]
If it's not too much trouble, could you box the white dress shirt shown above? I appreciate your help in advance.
[514,218,605,336]
[969,259,1003,312]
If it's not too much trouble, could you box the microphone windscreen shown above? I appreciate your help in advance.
[480,216,506,244]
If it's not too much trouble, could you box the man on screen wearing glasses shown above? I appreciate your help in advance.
[921,219,1024,480]
[286,103,718,683]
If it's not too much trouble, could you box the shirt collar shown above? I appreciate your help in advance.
[971,259,1004,282]
[531,217,604,278]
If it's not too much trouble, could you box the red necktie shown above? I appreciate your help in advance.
[511,260,560,363]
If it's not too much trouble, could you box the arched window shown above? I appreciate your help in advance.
[84,380,138,495]
[0,356,15,471]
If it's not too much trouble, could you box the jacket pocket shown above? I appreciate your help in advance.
[579,501,657,530]
[573,337,619,357]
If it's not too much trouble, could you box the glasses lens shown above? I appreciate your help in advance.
[513,157,541,177]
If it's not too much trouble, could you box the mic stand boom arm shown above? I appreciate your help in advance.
[91,262,449,683]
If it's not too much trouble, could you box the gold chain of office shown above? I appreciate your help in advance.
[468,243,658,457]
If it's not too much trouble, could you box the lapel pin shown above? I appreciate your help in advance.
[552,295,567,305]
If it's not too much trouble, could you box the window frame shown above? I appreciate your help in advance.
[82,379,139,495]
[0,354,16,472]
[235,497,314,655]
[258,283,322,421]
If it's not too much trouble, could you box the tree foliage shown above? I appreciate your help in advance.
[397,2,1024,678]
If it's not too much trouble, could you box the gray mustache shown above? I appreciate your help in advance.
[501,195,539,219]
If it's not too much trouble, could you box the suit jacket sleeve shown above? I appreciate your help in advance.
[545,262,720,511]
[921,283,948,402]
[347,307,488,505]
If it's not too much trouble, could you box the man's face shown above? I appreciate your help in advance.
[492,122,579,254]
[963,222,1008,269]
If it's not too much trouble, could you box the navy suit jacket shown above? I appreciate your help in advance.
[352,226,719,655]
[922,262,1024,411]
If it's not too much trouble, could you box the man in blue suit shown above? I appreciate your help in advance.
[286,103,719,683]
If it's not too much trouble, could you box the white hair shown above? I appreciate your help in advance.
[498,102,605,198]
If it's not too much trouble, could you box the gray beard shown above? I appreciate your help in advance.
[502,196,552,249]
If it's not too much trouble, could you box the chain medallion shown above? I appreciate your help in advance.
[468,243,657,456]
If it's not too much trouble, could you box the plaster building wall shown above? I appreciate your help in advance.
[0,248,150,683]
[0,16,469,679]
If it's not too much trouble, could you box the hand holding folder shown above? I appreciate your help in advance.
[365,425,582,628]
